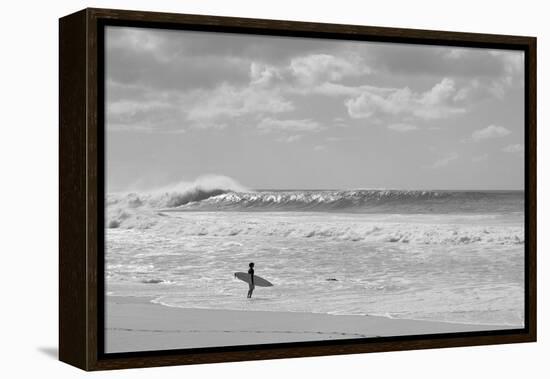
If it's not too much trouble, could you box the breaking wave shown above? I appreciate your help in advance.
[106,176,524,243]
[108,188,523,214]
[107,175,247,228]
[170,189,523,214]
[108,175,247,209]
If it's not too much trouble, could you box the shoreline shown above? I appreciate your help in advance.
[150,297,518,329]
[105,295,517,353]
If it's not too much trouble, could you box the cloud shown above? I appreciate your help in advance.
[420,78,456,105]
[258,118,321,132]
[365,44,524,102]
[370,43,521,81]
[444,48,468,59]
[106,88,187,133]
[502,144,524,153]
[106,27,163,53]
[346,78,465,121]
[489,50,524,76]
[428,152,459,168]
[249,62,282,87]
[289,53,370,84]
[346,88,409,118]
[106,26,524,141]
[314,145,327,151]
[107,34,251,91]
[305,82,363,97]
[471,125,511,142]
[486,50,524,98]
[107,79,296,132]
[186,84,293,122]
[387,123,418,132]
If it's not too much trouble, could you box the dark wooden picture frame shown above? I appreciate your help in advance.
[59,7,536,371]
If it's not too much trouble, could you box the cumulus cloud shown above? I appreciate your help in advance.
[367,44,524,103]
[106,26,524,145]
[289,53,370,84]
[346,78,465,120]
[186,84,293,122]
[471,125,511,142]
[420,78,456,106]
[249,62,282,87]
[107,80,295,132]
[502,144,524,153]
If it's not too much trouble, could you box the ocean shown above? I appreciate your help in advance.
[105,184,525,328]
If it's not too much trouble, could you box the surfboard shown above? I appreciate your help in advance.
[234,272,273,287]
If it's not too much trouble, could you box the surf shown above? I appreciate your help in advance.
[167,189,524,214]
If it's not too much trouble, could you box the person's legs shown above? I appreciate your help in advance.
[247,283,254,298]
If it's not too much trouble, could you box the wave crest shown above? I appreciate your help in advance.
[107,175,249,228]
[171,189,522,214]
[108,175,248,209]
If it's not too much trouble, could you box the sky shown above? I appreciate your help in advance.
[105,26,525,192]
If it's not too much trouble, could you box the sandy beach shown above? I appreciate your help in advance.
[105,296,515,353]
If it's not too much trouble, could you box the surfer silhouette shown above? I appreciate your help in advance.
[234,263,272,296]
[247,262,255,298]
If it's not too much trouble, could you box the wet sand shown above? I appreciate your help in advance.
[105,296,514,353]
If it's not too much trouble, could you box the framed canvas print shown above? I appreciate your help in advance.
[59,8,536,371]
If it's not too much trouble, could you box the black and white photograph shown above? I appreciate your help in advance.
[103,25,526,353]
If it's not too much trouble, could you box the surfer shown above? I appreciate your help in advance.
[234,265,272,296]
[247,262,255,298]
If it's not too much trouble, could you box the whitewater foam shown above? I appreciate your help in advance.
[106,209,523,246]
